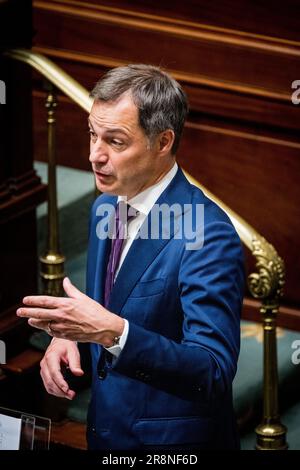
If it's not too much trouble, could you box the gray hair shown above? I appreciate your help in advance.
[90,64,189,154]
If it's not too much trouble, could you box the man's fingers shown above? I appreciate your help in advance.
[40,363,70,399]
[66,344,84,376]
[63,277,84,300]
[22,295,63,308]
[28,318,49,331]
[17,307,59,321]
[42,357,77,399]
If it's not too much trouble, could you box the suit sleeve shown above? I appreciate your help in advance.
[111,221,245,402]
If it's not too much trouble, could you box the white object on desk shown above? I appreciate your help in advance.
[0,413,22,450]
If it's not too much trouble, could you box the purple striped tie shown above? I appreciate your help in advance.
[104,201,136,307]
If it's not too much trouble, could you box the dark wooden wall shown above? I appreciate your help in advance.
[31,0,300,327]
[0,0,47,358]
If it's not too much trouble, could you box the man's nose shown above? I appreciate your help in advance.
[89,141,109,163]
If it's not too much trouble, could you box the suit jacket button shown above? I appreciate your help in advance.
[92,427,96,434]
[98,369,107,380]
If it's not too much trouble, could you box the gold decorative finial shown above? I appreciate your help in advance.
[248,235,287,450]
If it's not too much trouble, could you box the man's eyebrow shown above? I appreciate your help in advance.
[105,128,130,136]
[87,119,131,136]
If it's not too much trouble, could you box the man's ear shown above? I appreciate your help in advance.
[157,129,175,155]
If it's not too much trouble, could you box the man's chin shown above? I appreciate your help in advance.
[95,181,118,196]
[94,178,130,197]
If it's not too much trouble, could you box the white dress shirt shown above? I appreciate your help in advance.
[106,162,178,357]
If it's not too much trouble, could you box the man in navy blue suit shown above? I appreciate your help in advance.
[17,64,244,450]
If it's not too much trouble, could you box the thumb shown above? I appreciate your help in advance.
[63,277,83,300]
[66,345,84,376]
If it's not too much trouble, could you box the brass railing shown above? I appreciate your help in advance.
[39,85,66,296]
[4,48,287,450]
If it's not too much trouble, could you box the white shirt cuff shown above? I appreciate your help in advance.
[105,319,129,357]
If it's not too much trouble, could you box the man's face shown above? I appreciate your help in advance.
[88,94,166,199]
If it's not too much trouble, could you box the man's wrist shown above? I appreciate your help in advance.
[105,319,129,357]
[101,316,125,348]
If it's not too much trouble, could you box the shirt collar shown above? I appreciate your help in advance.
[118,162,178,216]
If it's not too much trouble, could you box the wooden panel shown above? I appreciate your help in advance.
[32,90,90,171]
[0,0,47,359]
[51,421,87,449]
[31,49,300,133]
[178,120,300,305]
[181,113,300,307]
[0,209,41,356]
[84,0,300,42]
[2,349,44,375]
[33,4,300,97]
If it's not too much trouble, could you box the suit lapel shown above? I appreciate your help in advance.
[108,168,193,314]
[92,196,117,304]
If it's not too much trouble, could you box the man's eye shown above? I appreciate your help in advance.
[89,130,97,139]
[111,139,124,147]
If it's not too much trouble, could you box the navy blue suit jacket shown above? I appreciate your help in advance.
[85,167,245,450]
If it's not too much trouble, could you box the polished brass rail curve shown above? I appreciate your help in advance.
[4,47,287,450]
[5,48,93,111]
